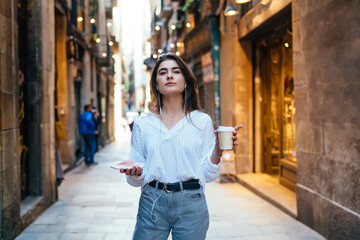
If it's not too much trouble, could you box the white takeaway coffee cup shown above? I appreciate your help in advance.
[217,126,234,150]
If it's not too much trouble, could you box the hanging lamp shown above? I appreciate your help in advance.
[224,0,239,16]
[235,0,251,3]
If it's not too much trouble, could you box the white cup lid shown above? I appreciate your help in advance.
[217,126,234,132]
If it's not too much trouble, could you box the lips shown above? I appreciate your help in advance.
[165,82,176,86]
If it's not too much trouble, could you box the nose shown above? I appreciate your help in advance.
[166,72,173,79]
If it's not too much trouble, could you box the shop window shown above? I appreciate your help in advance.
[256,21,295,175]
[281,33,295,161]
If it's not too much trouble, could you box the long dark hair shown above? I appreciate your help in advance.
[149,53,201,116]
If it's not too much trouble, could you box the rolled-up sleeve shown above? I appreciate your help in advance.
[127,120,146,187]
[202,117,221,183]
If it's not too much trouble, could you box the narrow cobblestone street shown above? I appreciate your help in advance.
[16,131,324,240]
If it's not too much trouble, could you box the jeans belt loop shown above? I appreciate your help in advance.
[155,181,159,189]
[179,181,184,192]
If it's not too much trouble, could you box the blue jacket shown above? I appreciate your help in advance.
[79,111,96,135]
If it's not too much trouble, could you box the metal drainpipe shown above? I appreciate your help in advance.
[210,14,221,128]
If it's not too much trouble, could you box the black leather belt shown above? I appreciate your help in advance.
[148,179,200,193]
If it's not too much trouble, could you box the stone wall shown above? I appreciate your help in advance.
[0,1,22,239]
[293,0,360,238]
[0,0,57,239]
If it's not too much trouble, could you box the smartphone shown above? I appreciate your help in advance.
[110,163,144,170]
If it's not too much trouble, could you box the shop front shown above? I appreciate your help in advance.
[253,16,296,191]
[231,0,297,216]
[228,0,359,237]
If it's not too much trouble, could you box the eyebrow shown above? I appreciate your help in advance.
[158,67,181,72]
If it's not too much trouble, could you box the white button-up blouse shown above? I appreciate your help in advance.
[127,110,221,188]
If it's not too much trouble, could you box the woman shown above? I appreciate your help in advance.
[119,53,241,240]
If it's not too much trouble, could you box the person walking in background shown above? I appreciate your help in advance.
[92,106,102,152]
[117,53,242,240]
[79,104,98,166]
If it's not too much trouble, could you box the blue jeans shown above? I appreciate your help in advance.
[133,185,209,240]
[82,134,96,164]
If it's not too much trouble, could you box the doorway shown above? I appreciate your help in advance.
[74,75,83,161]
[255,19,296,190]
[18,0,30,200]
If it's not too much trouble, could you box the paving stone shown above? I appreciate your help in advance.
[15,233,61,240]
[104,232,133,240]
[217,226,262,237]
[58,233,83,240]
[81,233,106,240]
[22,224,48,233]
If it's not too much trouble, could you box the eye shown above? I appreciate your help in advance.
[173,70,181,74]
[159,71,166,75]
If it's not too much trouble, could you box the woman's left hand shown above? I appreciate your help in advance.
[231,124,243,146]
[214,124,243,155]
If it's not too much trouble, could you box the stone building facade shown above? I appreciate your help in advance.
[293,0,360,238]
[0,0,117,239]
[224,0,360,238]
[0,1,57,239]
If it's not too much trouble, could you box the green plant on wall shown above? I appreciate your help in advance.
[182,0,195,11]
[181,0,203,12]
[182,0,204,12]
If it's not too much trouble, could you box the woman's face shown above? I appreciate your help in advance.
[156,60,186,97]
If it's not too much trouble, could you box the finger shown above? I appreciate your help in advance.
[125,168,132,175]
[233,142,238,146]
[233,131,238,136]
[135,167,143,175]
[130,166,136,175]
[234,125,243,131]
[232,136,238,140]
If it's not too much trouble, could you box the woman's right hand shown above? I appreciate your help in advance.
[118,159,143,176]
